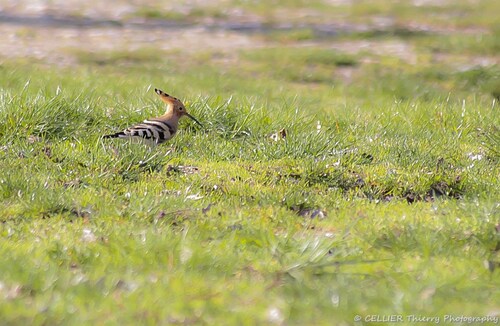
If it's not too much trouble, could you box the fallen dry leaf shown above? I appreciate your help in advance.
[269,128,287,142]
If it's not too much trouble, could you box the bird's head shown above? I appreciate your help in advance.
[155,88,203,127]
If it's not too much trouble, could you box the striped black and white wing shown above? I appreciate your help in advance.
[104,119,176,144]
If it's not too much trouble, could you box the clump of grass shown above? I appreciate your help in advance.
[455,66,500,92]
[480,125,500,160]
[265,28,317,43]
[244,47,358,68]
[241,48,358,84]
[417,33,500,56]
[132,7,187,21]
[0,87,102,141]
[132,6,227,22]
[188,96,260,139]
[71,48,165,66]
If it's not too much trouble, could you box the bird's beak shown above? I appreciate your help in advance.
[186,113,203,127]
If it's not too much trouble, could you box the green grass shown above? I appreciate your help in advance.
[128,0,500,29]
[1,1,500,323]
[0,55,498,324]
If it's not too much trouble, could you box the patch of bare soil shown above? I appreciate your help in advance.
[0,23,261,66]
[0,14,418,67]
[0,1,494,66]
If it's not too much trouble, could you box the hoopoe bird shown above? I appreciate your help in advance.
[103,88,202,144]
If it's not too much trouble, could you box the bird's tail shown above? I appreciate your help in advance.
[102,132,126,139]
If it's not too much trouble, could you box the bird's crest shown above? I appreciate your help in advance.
[155,88,180,107]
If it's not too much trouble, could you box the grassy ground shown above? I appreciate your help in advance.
[1,1,499,325]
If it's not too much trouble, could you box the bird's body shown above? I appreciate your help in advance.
[103,88,202,144]
[103,116,178,144]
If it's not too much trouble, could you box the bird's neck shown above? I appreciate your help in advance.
[160,111,180,126]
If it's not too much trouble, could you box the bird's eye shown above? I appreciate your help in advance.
[179,107,183,111]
